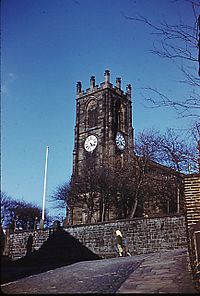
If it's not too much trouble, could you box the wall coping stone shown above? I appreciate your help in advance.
[64,214,186,229]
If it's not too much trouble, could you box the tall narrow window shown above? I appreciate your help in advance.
[87,100,97,128]
[115,100,125,131]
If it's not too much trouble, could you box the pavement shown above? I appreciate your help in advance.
[1,248,198,294]
[117,248,197,294]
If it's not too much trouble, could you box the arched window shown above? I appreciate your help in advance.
[87,100,97,128]
[115,100,125,131]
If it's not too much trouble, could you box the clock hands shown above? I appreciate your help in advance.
[84,135,98,152]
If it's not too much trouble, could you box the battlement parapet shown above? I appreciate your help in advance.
[76,69,132,100]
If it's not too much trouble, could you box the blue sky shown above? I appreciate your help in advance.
[1,0,195,218]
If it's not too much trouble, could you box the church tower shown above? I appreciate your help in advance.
[72,70,134,176]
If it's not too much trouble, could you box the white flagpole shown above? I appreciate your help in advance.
[40,145,49,228]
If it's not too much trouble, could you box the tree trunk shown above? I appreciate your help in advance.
[129,170,144,219]
[129,197,138,219]
[101,202,105,222]
[177,184,180,214]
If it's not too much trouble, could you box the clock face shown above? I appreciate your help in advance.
[115,132,125,150]
[84,135,98,152]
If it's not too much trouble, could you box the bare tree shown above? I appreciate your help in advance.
[159,128,198,173]
[125,0,200,118]
[14,200,41,230]
[69,169,100,223]
[1,191,52,230]
[1,192,14,227]
[191,119,200,142]
[95,165,116,222]
[50,182,70,208]
[129,127,198,217]
[111,152,137,219]
[51,128,197,222]
[128,129,162,218]
[51,160,136,223]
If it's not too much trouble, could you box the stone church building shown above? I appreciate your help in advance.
[70,70,183,225]
[73,69,133,176]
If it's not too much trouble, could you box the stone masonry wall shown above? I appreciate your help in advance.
[4,229,51,260]
[184,173,200,290]
[184,174,200,228]
[4,215,187,260]
[65,214,187,257]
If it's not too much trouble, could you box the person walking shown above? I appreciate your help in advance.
[116,230,123,256]
[115,229,131,257]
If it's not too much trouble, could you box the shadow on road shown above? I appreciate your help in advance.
[1,229,101,284]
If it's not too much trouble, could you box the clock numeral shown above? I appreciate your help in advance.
[115,132,125,150]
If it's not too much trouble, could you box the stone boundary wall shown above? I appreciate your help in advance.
[3,214,187,260]
[65,214,187,257]
[3,229,51,260]
[184,173,200,291]
[188,221,200,291]
[184,174,200,228]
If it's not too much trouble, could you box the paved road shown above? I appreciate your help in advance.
[1,257,141,294]
[1,248,198,294]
